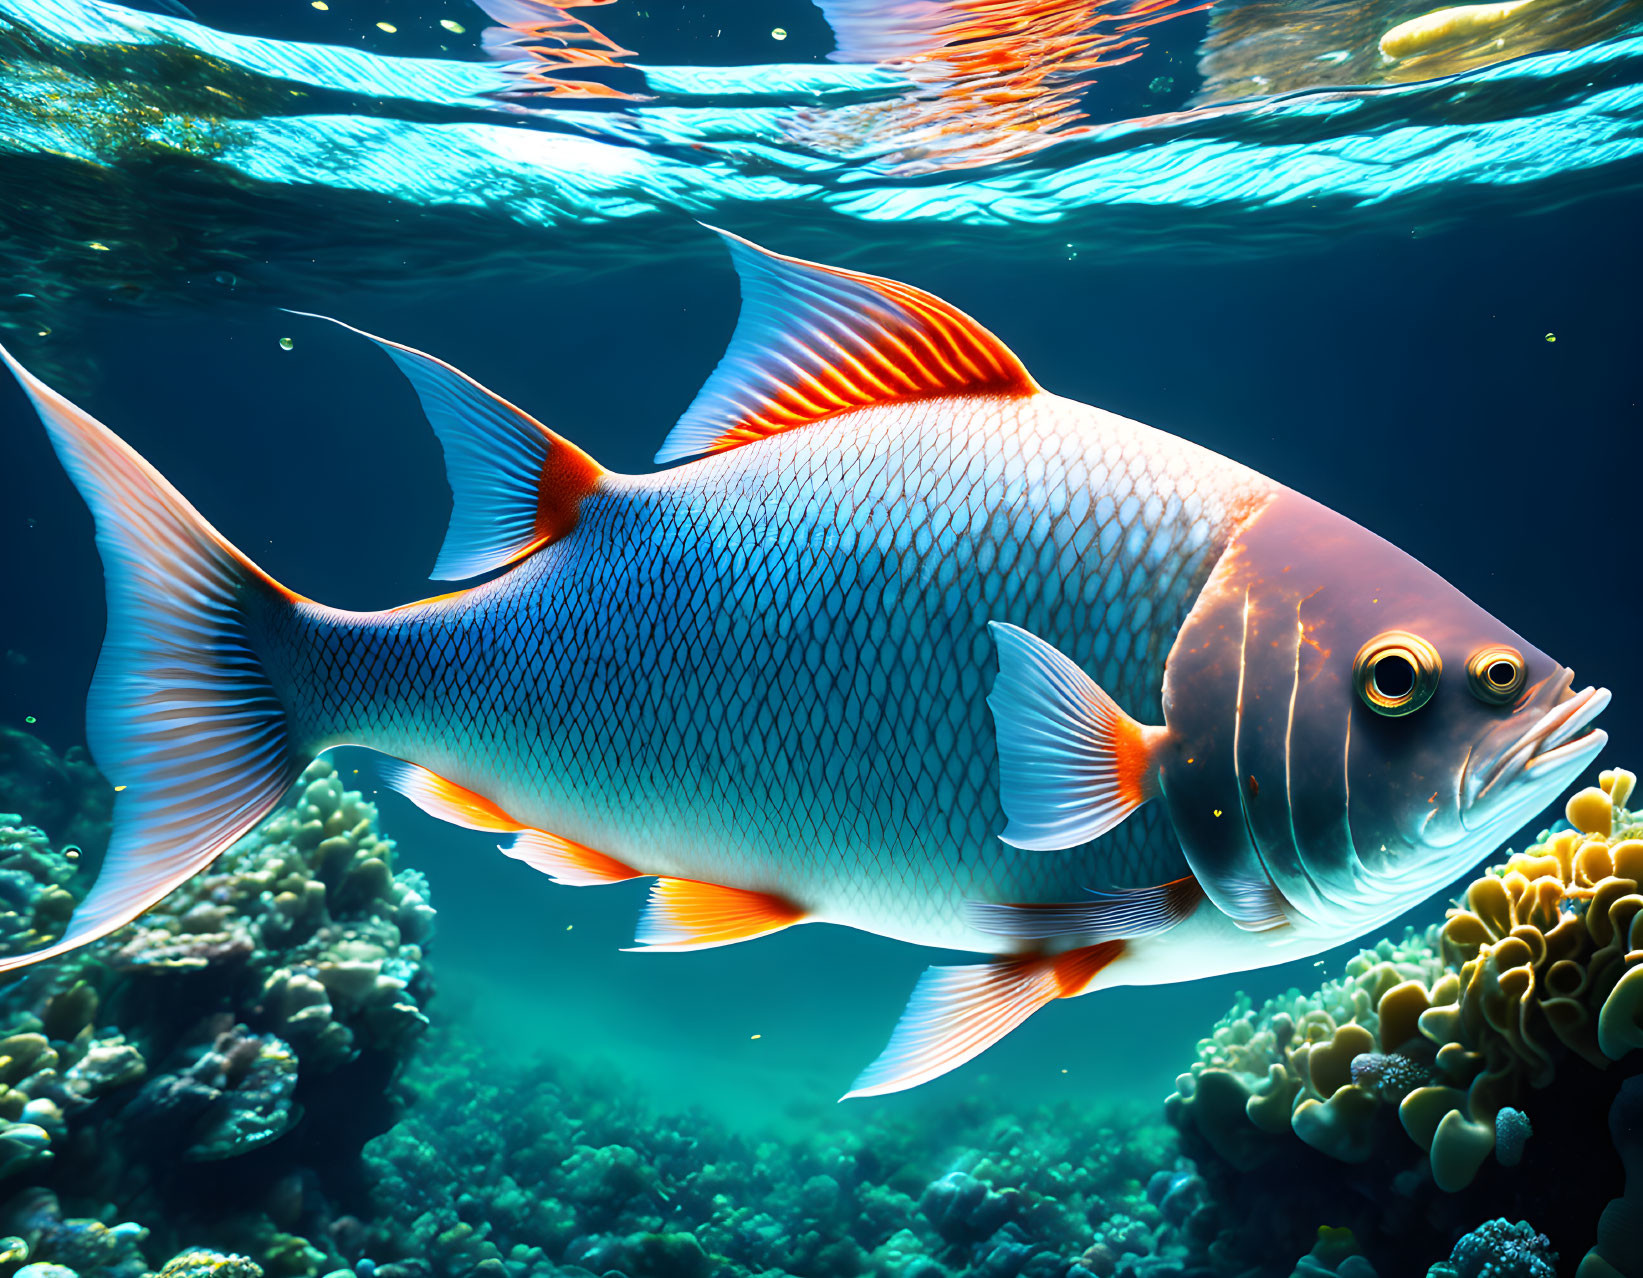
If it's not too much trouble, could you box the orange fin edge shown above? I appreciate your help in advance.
[505,830,640,887]
[988,620,1168,851]
[293,315,603,580]
[381,761,638,886]
[843,942,1123,1099]
[380,760,520,832]
[627,877,808,951]
[654,230,1038,464]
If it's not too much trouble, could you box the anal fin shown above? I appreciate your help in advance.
[628,878,807,952]
[380,760,639,887]
[844,943,1124,1099]
[505,830,638,887]
[966,877,1204,942]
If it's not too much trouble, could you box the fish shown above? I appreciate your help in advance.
[0,230,1609,1098]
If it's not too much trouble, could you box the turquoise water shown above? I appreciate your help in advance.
[0,1,1640,1276]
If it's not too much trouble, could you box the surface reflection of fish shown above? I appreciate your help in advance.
[0,232,1609,1097]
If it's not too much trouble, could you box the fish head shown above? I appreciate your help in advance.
[1160,488,1608,935]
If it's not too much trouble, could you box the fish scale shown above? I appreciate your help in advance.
[267,393,1265,952]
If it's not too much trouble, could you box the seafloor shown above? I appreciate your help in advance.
[0,724,1635,1278]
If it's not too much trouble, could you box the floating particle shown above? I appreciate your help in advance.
[750,1033,762,1040]
[440,18,465,33]
[87,241,110,251]
[278,336,294,351]
[376,21,397,33]
[114,785,126,792]
[23,715,35,724]
[565,923,573,930]
[212,270,237,288]
[1545,332,1556,342]
[1060,1067,1068,1074]
[311,1,327,8]
[771,26,787,39]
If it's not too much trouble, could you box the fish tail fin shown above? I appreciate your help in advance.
[0,347,310,971]
[842,942,1124,1099]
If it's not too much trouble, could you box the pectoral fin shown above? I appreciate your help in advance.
[844,943,1124,1099]
[987,622,1169,851]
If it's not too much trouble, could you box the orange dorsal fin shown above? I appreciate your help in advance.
[653,229,1039,464]
[380,761,638,886]
[844,942,1123,1099]
[294,314,603,580]
[626,877,808,951]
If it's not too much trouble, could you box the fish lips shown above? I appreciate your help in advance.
[1461,671,1611,834]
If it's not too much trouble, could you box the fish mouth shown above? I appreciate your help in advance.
[1464,673,1611,823]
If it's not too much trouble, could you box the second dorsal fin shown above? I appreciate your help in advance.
[295,314,604,580]
[654,230,1040,464]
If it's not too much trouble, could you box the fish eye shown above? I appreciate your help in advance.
[1467,644,1526,705]
[1354,630,1442,717]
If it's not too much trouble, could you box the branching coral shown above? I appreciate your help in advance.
[1169,766,1643,1197]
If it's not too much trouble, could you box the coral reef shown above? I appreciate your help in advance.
[1581,1074,1643,1278]
[358,1034,1198,1278]
[1169,768,1643,1187]
[0,727,112,861]
[1426,1219,1556,1278]
[0,747,435,1277]
[1168,768,1643,1274]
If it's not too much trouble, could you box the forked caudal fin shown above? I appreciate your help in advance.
[0,347,312,970]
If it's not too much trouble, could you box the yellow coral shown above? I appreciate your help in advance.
[1170,766,1643,1193]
